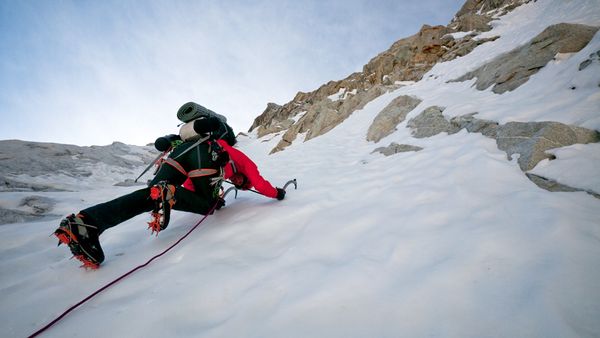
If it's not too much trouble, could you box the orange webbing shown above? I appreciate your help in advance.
[164,158,188,176]
[188,168,218,178]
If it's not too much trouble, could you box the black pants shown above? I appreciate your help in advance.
[80,141,220,234]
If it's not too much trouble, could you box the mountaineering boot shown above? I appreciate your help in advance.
[54,214,104,269]
[148,181,176,235]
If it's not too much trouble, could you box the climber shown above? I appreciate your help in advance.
[53,102,281,269]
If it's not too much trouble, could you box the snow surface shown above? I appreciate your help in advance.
[529,142,600,193]
[327,88,346,101]
[1,1,600,337]
[327,88,358,102]
[445,31,474,40]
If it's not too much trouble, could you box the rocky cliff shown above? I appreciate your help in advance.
[247,0,600,197]
[249,0,535,153]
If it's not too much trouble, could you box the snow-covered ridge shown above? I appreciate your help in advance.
[0,140,158,224]
[0,139,158,192]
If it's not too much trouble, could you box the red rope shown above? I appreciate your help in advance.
[28,204,218,338]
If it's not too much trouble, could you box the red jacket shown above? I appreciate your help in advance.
[183,140,278,198]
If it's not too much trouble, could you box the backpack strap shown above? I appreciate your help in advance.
[163,158,188,176]
[188,168,218,178]
[172,135,211,161]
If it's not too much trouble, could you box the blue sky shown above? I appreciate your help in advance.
[0,0,464,146]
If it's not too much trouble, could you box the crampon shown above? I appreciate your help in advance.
[148,181,176,235]
[54,214,104,269]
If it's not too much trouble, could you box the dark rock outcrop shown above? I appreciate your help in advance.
[526,173,600,198]
[578,49,600,71]
[449,113,499,138]
[496,121,600,171]
[451,0,532,32]
[367,96,422,142]
[404,111,600,196]
[372,143,423,156]
[407,106,461,138]
[452,23,599,93]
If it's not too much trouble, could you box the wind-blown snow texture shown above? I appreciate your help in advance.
[1,1,599,337]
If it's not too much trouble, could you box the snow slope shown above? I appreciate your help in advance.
[1,1,599,337]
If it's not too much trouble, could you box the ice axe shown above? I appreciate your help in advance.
[134,151,169,183]
[283,179,297,191]
[222,186,238,200]
[223,178,297,199]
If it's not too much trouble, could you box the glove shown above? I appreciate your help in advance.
[231,173,250,190]
[276,188,286,201]
[193,117,221,134]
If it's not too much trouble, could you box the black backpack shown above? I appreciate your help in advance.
[177,102,237,146]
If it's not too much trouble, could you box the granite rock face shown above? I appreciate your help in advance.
[407,106,462,138]
[526,173,600,198]
[449,113,499,138]
[249,1,533,154]
[496,121,600,171]
[452,23,599,93]
[406,111,600,174]
[258,20,455,154]
[367,96,422,142]
[268,84,395,154]
[372,143,423,156]
[245,0,600,198]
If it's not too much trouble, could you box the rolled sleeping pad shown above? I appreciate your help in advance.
[177,102,227,123]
